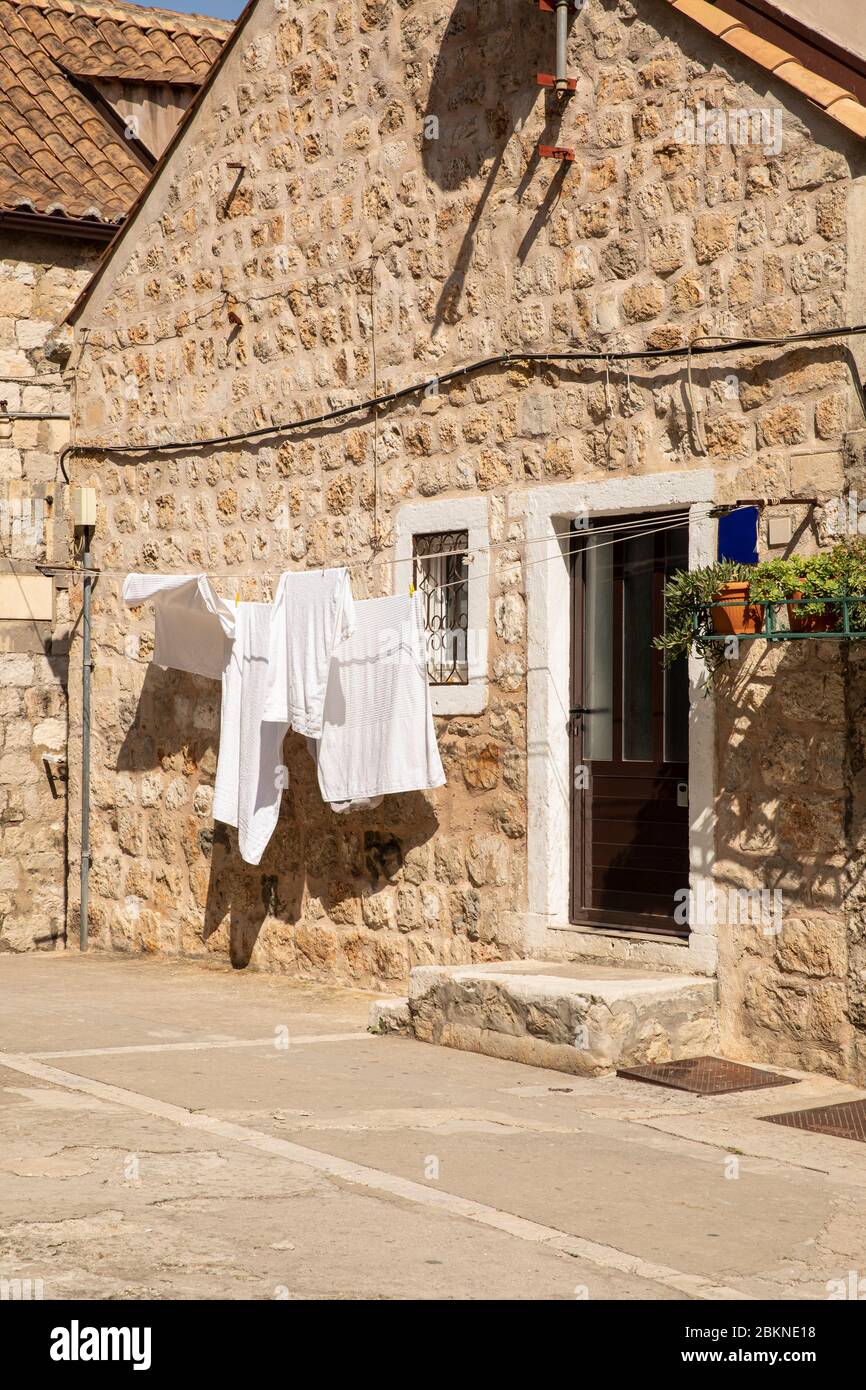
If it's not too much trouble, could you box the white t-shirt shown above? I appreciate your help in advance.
[122,573,235,680]
[263,567,355,738]
[212,602,290,866]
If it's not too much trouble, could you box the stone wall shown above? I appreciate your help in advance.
[0,232,101,951]
[68,0,866,1070]
[716,639,854,1079]
[715,426,866,1082]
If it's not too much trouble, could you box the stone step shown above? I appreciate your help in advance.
[407,960,719,1076]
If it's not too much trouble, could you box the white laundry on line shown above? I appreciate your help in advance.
[263,566,355,738]
[123,572,445,859]
[207,567,355,863]
[212,602,289,866]
[122,573,235,680]
[313,592,446,809]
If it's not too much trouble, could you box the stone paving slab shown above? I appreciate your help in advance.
[1,954,864,1300]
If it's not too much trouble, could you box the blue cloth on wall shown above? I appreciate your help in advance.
[718,507,758,564]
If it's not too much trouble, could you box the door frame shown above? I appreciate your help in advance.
[520,473,718,975]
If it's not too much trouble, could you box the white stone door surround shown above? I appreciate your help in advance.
[519,469,718,974]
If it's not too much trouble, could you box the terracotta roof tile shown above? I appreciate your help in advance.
[670,0,741,39]
[721,26,804,73]
[0,0,231,226]
[825,96,866,139]
[772,60,854,109]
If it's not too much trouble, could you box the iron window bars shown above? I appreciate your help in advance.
[413,530,469,684]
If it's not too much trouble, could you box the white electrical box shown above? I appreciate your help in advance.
[767,514,793,547]
[72,486,97,528]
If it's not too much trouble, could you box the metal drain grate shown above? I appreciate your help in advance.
[762,1098,866,1143]
[617,1056,798,1095]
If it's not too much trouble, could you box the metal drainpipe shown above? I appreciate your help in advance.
[555,0,568,91]
[79,526,93,951]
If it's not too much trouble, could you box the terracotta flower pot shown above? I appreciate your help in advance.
[710,582,765,636]
[787,589,841,633]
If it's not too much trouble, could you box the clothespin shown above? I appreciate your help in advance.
[409,581,415,596]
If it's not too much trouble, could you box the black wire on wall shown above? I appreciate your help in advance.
[59,322,866,482]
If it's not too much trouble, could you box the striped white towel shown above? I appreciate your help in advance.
[314,593,445,808]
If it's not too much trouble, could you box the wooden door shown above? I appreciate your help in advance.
[570,517,690,935]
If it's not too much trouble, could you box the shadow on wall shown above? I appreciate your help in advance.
[117,669,440,972]
[711,640,860,1075]
[116,663,220,779]
[201,731,440,969]
[421,0,572,330]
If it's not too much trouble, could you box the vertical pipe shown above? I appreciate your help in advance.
[555,0,568,90]
[79,527,92,951]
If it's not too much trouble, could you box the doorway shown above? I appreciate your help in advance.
[570,515,690,935]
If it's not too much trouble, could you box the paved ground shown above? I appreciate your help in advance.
[2,953,866,1301]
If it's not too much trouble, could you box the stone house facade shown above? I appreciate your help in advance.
[65,0,866,1081]
[0,0,230,952]
[0,230,97,952]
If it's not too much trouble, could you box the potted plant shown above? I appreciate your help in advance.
[790,544,864,632]
[654,560,754,680]
[747,556,813,630]
[657,540,866,682]
[749,543,866,633]
[709,578,765,637]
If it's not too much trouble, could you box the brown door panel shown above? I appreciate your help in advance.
[589,773,687,799]
[592,867,688,896]
[589,794,688,823]
[589,811,692,839]
[592,841,691,873]
[590,887,684,916]
[571,516,690,935]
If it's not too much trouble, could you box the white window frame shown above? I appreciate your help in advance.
[393,497,488,716]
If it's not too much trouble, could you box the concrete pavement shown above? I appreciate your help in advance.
[1,953,865,1301]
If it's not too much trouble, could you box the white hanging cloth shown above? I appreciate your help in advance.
[212,602,289,866]
[123,570,444,858]
[313,593,446,809]
[122,573,235,680]
[212,565,355,863]
[263,566,355,738]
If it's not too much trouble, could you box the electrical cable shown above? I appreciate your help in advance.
[57,322,866,481]
[0,373,64,383]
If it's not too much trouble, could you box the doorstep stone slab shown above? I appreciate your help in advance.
[369,997,411,1034]
[408,961,719,1076]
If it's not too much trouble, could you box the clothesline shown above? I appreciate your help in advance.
[32,505,711,619]
[39,506,712,589]
[419,512,706,598]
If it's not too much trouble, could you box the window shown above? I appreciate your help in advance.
[413,530,469,685]
[395,498,487,716]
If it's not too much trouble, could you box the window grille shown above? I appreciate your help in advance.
[413,530,469,685]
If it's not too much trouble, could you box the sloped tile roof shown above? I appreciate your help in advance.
[0,0,230,226]
[667,0,866,139]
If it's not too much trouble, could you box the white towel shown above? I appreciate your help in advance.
[263,566,355,738]
[314,593,445,807]
[212,602,289,866]
[123,573,235,680]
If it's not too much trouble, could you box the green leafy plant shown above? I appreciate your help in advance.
[746,556,801,605]
[653,559,752,679]
[750,541,866,625]
[656,539,866,681]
